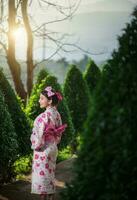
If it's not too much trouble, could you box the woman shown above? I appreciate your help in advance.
[30,86,67,200]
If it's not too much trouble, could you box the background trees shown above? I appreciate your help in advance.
[0,89,18,183]
[62,6,137,200]
[0,0,80,101]
[63,65,90,133]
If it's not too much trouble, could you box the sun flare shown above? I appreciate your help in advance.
[12,27,27,59]
[13,27,26,39]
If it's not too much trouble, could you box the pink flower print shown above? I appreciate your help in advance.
[47,156,51,161]
[47,112,51,117]
[42,113,46,118]
[36,163,40,167]
[33,132,36,135]
[39,170,45,176]
[35,154,39,159]
[49,168,52,174]
[40,156,46,161]
[45,163,49,169]
[38,117,43,123]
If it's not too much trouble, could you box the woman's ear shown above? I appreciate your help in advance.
[48,99,52,105]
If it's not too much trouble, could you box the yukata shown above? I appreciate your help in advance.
[30,106,67,195]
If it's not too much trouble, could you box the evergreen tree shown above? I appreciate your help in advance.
[0,69,31,155]
[0,89,18,183]
[84,59,101,94]
[36,68,49,85]
[25,69,49,122]
[62,6,137,200]
[63,65,90,132]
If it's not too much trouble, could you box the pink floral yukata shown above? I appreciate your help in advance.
[30,106,67,195]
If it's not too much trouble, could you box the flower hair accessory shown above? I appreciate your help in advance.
[44,86,63,101]
[45,86,55,97]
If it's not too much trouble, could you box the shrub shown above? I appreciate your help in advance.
[0,69,31,155]
[83,59,101,94]
[61,6,137,200]
[0,89,18,183]
[63,65,90,132]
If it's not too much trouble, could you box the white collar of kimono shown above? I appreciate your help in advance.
[46,106,57,111]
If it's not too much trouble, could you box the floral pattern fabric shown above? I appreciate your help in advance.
[30,106,64,195]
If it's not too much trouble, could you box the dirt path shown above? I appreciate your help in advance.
[0,156,76,200]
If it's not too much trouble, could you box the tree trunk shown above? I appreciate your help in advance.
[21,0,34,97]
[7,0,27,101]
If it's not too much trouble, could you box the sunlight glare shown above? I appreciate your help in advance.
[13,27,27,59]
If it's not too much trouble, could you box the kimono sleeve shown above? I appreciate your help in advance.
[30,115,47,150]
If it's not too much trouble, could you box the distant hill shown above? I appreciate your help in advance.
[1,55,104,91]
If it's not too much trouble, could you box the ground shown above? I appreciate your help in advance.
[0,156,76,200]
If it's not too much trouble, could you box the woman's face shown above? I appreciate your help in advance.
[39,93,51,108]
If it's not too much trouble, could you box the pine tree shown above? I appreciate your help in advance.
[36,68,49,85]
[0,89,18,183]
[25,69,49,122]
[62,6,137,200]
[63,65,90,132]
[0,69,31,155]
[84,59,101,94]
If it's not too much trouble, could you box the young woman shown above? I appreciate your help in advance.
[30,86,67,200]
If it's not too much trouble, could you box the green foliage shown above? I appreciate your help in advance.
[13,154,32,177]
[62,6,137,200]
[57,146,72,163]
[63,65,90,132]
[83,59,101,94]
[0,89,18,183]
[25,69,49,122]
[36,68,49,84]
[0,69,31,156]
[107,7,137,71]
[26,75,75,150]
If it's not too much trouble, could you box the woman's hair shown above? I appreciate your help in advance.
[41,88,59,106]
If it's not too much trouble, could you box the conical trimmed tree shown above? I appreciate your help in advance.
[36,68,49,84]
[63,65,90,132]
[26,75,75,150]
[83,59,101,94]
[0,89,18,183]
[25,69,49,122]
[62,6,137,200]
[0,69,31,156]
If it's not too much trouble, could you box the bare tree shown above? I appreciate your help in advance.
[21,0,33,96]
[0,0,81,101]
[0,0,27,100]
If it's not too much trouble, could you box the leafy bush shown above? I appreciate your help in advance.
[61,6,137,200]
[0,89,18,183]
[0,69,31,156]
[63,65,90,132]
[83,59,101,94]
[25,69,49,124]
[57,146,72,163]
[13,154,32,177]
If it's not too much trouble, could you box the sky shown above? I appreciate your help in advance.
[78,0,136,12]
[15,0,137,64]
